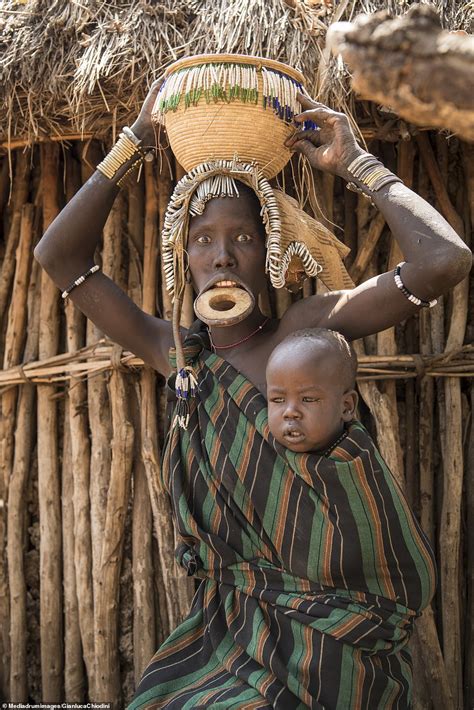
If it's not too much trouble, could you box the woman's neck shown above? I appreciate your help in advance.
[208,308,269,350]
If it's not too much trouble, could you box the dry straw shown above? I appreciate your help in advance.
[1,0,468,147]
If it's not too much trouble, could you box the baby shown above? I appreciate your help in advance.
[266,328,359,454]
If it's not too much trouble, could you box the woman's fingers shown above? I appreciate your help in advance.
[297,92,332,111]
[285,129,322,148]
[294,107,338,126]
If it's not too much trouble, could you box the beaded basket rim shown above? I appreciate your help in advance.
[162,53,305,85]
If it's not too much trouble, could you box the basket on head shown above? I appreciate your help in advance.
[151,54,306,179]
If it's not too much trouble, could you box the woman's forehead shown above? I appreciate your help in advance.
[189,194,264,232]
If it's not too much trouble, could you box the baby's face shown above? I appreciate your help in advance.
[266,344,352,453]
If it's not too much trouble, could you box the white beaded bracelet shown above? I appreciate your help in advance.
[61,264,100,300]
[394,262,437,308]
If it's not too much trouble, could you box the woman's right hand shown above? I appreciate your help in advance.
[130,75,165,148]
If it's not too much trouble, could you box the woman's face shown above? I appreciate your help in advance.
[187,192,267,300]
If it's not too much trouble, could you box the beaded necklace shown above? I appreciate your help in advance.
[322,426,348,457]
[208,317,269,352]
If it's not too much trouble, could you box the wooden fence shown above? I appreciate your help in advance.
[0,133,472,708]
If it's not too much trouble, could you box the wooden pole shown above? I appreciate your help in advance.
[65,150,95,695]
[79,141,112,698]
[418,131,467,709]
[61,403,85,701]
[418,306,435,544]
[93,193,134,707]
[466,383,474,710]
[37,142,63,700]
[0,151,30,699]
[127,174,156,681]
[0,152,30,328]
[94,367,134,707]
[142,161,193,635]
[7,213,38,700]
[462,143,474,710]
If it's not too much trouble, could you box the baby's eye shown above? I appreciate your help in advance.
[270,396,284,403]
[236,233,252,242]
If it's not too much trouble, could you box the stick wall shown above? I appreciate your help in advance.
[0,134,471,708]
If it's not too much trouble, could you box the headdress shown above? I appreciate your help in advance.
[152,54,353,427]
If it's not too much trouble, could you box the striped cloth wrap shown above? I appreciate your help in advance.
[130,326,436,710]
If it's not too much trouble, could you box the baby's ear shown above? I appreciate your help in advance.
[342,390,358,422]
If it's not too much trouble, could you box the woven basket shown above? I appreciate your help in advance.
[152,54,306,179]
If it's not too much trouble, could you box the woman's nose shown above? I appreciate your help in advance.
[212,243,236,269]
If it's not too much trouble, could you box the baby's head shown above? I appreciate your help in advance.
[266,328,358,453]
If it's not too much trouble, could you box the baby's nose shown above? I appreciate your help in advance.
[283,403,301,419]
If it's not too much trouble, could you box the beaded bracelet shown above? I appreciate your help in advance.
[61,264,101,300]
[394,262,437,308]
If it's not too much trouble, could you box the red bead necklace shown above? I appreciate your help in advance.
[208,318,269,352]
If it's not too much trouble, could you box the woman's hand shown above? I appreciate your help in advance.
[285,93,363,178]
[130,75,165,148]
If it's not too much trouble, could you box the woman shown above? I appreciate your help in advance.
[35,79,471,708]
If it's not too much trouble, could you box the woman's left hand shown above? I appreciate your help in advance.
[285,93,363,178]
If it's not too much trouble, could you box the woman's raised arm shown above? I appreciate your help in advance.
[34,78,175,376]
[283,94,472,340]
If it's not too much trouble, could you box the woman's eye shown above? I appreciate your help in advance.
[236,233,252,242]
[196,235,211,244]
[303,397,320,403]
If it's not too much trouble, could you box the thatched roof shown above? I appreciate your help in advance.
[0,0,471,146]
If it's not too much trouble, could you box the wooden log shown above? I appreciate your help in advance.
[61,403,85,701]
[37,142,63,700]
[466,383,474,710]
[0,151,30,329]
[93,191,134,706]
[78,141,112,698]
[0,156,10,236]
[463,145,474,710]
[418,131,468,709]
[94,369,134,706]
[418,307,435,544]
[7,222,39,701]
[327,5,474,141]
[0,162,31,695]
[131,390,156,682]
[141,161,193,636]
[415,606,454,709]
[127,174,156,681]
[64,151,95,695]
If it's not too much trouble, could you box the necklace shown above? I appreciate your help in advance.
[322,427,348,457]
[208,317,269,352]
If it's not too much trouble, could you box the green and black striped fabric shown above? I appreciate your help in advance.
[130,332,436,709]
